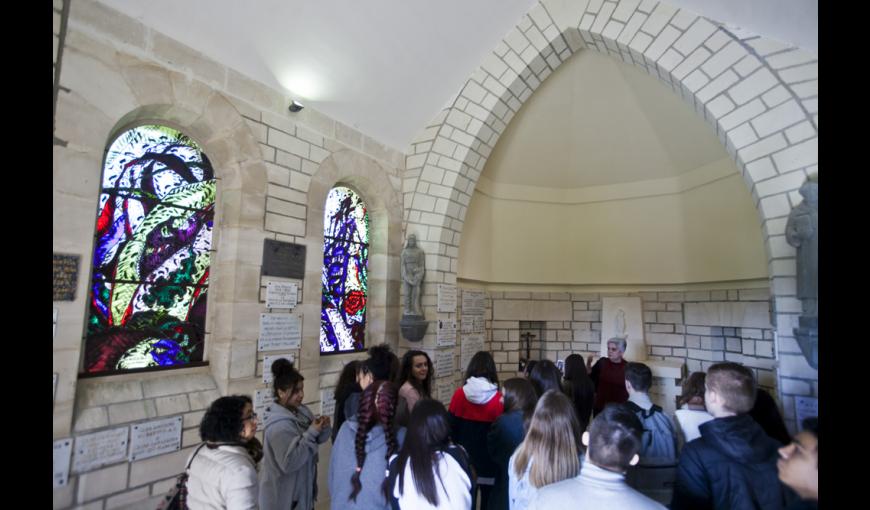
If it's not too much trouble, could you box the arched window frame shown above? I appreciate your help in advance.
[81,124,215,375]
[320,186,369,354]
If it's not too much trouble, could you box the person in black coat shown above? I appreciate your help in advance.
[749,387,792,445]
[486,378,537,510]
[672,362,789,510]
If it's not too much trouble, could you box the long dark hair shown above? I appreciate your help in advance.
[563,354,594,432]
[396,399,453,506]
[529,359,562,397]
[399,350,433,398]
[200,395,251,443]
[332,360,362,442]
[502,378,537,431]
[465,351,499,386]
[350,380,399,500]
[272,358,304,405]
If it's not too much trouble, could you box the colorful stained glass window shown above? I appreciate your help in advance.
[83,125,215,374]
[321,187,369,354]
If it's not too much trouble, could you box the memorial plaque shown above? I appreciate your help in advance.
[461,289,486,315]
[72,426,129,473]
[435,350,455,379]
[254,388,273,422]
[437,319,457,347]
[262,354,295,384]
[129,416,183,461]
[461,314,484,334]
[53,253,80,301]
[53,438,72,488]
[266,281,298,309]
[460,333,485,370]
[437,284,457,313]
[437,382,454,404]
[320,389,336,417]
[262,240,306,279]
[258,313,302,351]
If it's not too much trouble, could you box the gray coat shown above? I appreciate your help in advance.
[327,419,406,510]
[259,403,331,510]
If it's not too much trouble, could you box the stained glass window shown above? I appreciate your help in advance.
[83,125,215,374]
[321,187,369,354]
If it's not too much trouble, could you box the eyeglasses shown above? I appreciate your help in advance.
[243,412,258,422]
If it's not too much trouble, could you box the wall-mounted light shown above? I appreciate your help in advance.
[288,100,304,113]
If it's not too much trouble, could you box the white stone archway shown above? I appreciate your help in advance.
[401,0,817,428]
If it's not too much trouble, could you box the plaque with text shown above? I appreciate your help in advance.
[262,240,306,279]
[129,416,183,461]
[53,438,72,488]
[435,350,455,379]
[53,253,80,301]
[258,313,302,351]
[437,284,457,313]
[266,281,298,309]
[320,389,336,417]
[262,354,296,384]
[461,289,486,315]
[437,319,457,347]
[461,333,485,370]
[72,426,129,473]
[254,388,273,422]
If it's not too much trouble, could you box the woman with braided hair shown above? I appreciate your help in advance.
[328,379,407,509]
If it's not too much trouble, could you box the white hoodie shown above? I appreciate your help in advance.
[462,376,498,405]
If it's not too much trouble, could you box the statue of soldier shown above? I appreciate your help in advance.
[785,177,818,318]
[401,234,425,316]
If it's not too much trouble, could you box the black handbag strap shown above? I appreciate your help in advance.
[185,443,208,471]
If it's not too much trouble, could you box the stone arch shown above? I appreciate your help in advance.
[54,51,268,435]
[402,0,817,417]
[302,149,404,370]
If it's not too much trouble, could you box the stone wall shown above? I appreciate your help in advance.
[53,2,404,509]
[482,286,800,422]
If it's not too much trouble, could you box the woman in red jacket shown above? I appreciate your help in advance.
[588,337,630,416]
[448,351,504,510]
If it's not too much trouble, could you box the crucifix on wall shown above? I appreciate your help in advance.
[519,332,535,372]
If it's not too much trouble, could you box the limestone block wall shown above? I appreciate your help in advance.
[53,2,404,509]
[403,0,817,440]
[482,286,803,426]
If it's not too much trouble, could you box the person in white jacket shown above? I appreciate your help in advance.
[260,359,331,510]
[187,395,260,510]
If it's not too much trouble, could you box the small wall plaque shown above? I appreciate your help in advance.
[53,253,80,301]
[261,240,306,279]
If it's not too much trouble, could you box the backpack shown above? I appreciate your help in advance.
[386,444,476,510]
[625,401,678,465]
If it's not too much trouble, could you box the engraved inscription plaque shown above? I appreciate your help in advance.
[53,253,80,301]
[262,240,306,279]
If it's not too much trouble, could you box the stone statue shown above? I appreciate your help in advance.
[401,234,425,316]
[785,177,818,318]
[614,309,627,339]
[785,176,818,369]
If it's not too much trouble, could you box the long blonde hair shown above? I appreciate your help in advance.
[512,390,582,488]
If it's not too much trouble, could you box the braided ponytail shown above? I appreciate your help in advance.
[377,382,399,499]
[349,380,380,500]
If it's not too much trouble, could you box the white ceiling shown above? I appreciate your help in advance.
[96,0,817,153]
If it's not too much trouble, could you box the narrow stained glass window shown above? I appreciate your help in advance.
[84,125,215,374]
[321,187,369,354]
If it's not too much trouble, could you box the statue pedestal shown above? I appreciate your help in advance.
[794,316,818,369]
[400,314,428,342]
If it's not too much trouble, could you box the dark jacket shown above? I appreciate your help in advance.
[486,410,525,510]
[448,378,503,482]
[671,414,788,510]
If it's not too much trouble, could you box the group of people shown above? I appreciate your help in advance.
[182,339,818,510]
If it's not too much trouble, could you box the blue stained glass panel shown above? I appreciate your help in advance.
[320,187,369,353]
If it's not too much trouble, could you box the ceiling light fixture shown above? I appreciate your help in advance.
[288,100,304,113]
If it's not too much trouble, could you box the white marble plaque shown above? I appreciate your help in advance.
[438,382,455,404]
[460,333,485,370]
[258,313,302,351]
[72,426,129,473]
[262,354,296,384]
[129,416,183,461]
[266,281,298,309]
[435,350,455,379]
[461,289,486,315]
[600,297,645,361]
[437,319,457,347]
[320,389,336,417]
[461,314,485,334]
[795,396,818,430]
[53,437,72,488]
[254,388,273,423]
[437,284,457,313]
